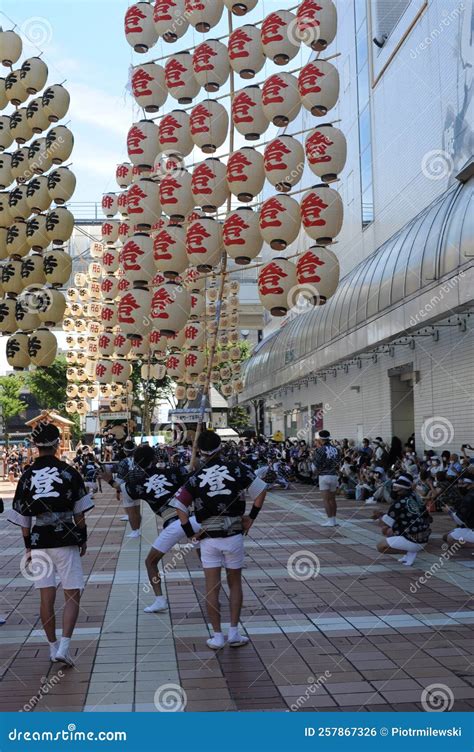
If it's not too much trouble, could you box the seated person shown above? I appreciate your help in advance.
[443,471,474,547]
[377,475,432,566]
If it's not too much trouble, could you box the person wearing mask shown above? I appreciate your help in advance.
[443,471,474,547]
[313,430,341,526]
[447,453,462,478]
[376,475,432,566]
[7,423,93,666]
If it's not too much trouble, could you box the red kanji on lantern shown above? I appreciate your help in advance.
[132,67,154,98]
[127,184,147,214]
[102,195,114,210]
[111,362,124,376]
[99,334,111,349]
[102,251,115,267]
[125,5,146,33]
[119,293,140,323]
[232,91,257,124]
[117,165,130,179]
[223,214,248,246]
[227,151,252,183]
[297,250,324,283]
[101,278,114,293]
[114,334,127,348]
[149,329,162,345]
[187,221,210,254]
[160,175,180,204]
[262,74,287,106]
[118,277,130,291]
[299,63,325,96]
[127,125,146,155]
[301,192,328,226]
[260,197,285,229]
[297,0,322,33]
[306,130,333,164]
[264,139,291,172]
[190,103,210,135]
[96,363,107,378]
[192,163,214,195]
[154,0,176,22]
[258,262,288,296]
[102,222,114,236]
[121,240,144,271]
[101,306,115,322]
[184,352,198,368]
[167,354,179,369]
[159,113,182,144]
[154,230,174,259]
[228,29,252,60]
[151,287,173,318]
[261,13,286,45]
[194,42,217,73]
[165,59,187,88]
[185,324,198,340]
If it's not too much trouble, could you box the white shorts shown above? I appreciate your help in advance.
[449,527,474,544]
[319,475,338,492]
[122,485,140,509]
[381,514,395,527]
[200,534,245,570]
[386,536,423,553]
[152,516,201,554]
[31,546,84,590]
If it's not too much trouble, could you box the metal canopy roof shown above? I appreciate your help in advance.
[242,178,473,399]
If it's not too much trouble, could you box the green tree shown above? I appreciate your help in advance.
[130,366,174,437]
[26,355,68,410]
[0,374,27,448]
[228,405,251,431]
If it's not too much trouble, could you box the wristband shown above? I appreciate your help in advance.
[181,521,195,538]
[24,534,32,549]
[249,505,260,520]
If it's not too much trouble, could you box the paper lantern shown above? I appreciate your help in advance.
[28,328,57,366]
[190,100,228,153]
[9,184,29,220]
[224,0,257,14]
[228,24,265,79]
[88,280,102,301]
[42,85,70,123]
[43,248,72,287]
[0,115,13,151]
[159,169,193,221]
[153,224,187,278]
[188,291,204,320]
[6,222,29,257]
[102,192,118,218]
[296,0,337,51]
[191,158,229,212]
[149,328,166,355]
[120,233,155,285]
[183,321,204,350]
[5,70,28,106]
[258,258,297,316]
[95,359,112,385]
[19,57,48,94]
[0,226,7,259]
[165,327,186,350]
[185,0,223,31]
[186,216,222,272]
[305,124,346,182]
[66,399,78,413]
[153,0,189,42]
[184,349,206,377]
[25,98,50,134]
[45,207,74,244]
[35,288,66,325]
[6,332,30,370]
[118,287,151,339]
[127,178,161,230]
[193,40,229,93]
[10,148,30,184]
[9,108,33,144]
[232,85,268,141]
[262,72,301,127]
[26,176,52,213]
[116,162,133,189]
[296,246,340,304]
[45,125,74,165]
[2,258,23,294]
[101,274,119,300]
[298,61,340,116]
[98,330,115,356]
[223,207,262,265]
[300,184,343,243]
[150,281,191,335]
[117,191,129,218]
[259,194,301,251]
[0,192,11,226]
[90,241,104,259]
[261,11,299,65]
[125,2,158,52]
[127,120,160,170]
[0,297,17,333]
[183,266,206,291]
[226,147,264,202]
[0,30,22,66]
[165,52,200,104]
[26,215,49,252]
[47,167,76,205]
[0,79,6,110]
[263,136,305,192]
[0,153,12,189]
[113,331,132,358]
[167,352,185,380]
[131,62,167,112]
[66,383,78,398]
[158,110,193,157]
[27,137,53,176]
[87,384,98,399]
[101,219,120,245]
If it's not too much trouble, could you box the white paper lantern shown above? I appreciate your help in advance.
[232,85,268,141]
[158,109,193,157]
[166,352,185,380]
[153,224,188,278]
[0,153,12,189]
[10,149,30,185]
[124,2,158,52]
[298,61,340,116]
[300,184,343,243]
[19,57,48,94]
[184,349,206,376]
[186,216,222,272]
[193,39,229,92]
[223,207,262,265]
[28,328,57,366]
[259,194,301,251]
[153,0,189,42]
[185,0,223,31]
[190,290,205,319]
[117,191,129,218]
[183,321,205,349]
[43,248,72,286]
[190,100,228,153]
[165,52,200,104]
[150,280,191,335]
[28,137,55,176]
[224,0,257,14]
[159,169,193,221]
[165,327,186,350]
[9,108,33,144]
[305,124,347,182]
[191,158,229,212]
[296,245,340,304]
[26,176,52,213]
[228,24,265,79]
[45,207,74,244]
[0,191,12,227]
[6,221,29,257]
[102,192,118,218]
[119,232,155,285]
[261,10,299,65]
[45,125,74,165]
[100,274,120,301]
[114,330,132,358]
[101,220,120,245]
[25,98,50,134]
[0,115,13,151]
[263,135,305,192]
[262,72,301,127]
[0,30,22,67]
[131,62,167,112]
[6,332,30,370]
[127,178,161,230]
[98,331,115,356]
[26,214,49,251]
[118,286,152,339]
[42,84,70,123]
[5,70,28,106]
[296,0,337,51]
[183,266,206,292]
[101,246,120,275]
[35,288,67,325]
[116,163,133,189]
[258,258,298,316]
[47,167,76,204]
[226,147,264,202]
[127,120,160,170]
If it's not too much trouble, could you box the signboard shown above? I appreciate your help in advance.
[100,412,128,421]
[170,409,211,423]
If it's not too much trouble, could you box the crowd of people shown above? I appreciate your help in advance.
[3,423,473,668]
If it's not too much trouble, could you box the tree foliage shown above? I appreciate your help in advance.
[130,366,174,436]
[0,374,27,446]
[26,355,68,411]
[228,405,251,431]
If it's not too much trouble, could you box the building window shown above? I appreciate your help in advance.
[373,0,411,50]
[354,0,374,228]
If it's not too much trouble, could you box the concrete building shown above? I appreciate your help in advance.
[240,0,473,451]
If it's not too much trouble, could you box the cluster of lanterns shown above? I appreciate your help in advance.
[0,29,75,369]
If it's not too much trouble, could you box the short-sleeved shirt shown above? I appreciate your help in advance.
[8,456,93,548]
[313,444,340,475]
[124,465,187,516]
[387,493,432,544]
[116,456,134,483]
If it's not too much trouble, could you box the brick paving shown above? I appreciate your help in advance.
[1,480,473,712]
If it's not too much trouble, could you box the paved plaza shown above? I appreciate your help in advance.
[1,481,473,713]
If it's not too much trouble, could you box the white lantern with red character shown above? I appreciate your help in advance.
[190,100,228,153]
[192,158,229,212]
[185,0,223,31]
[101,246,120,275]
[259,194,301,251]
[296,245,339,304]
[262,72,301,127]
[158,110,193,157]
[261,11,299,65]
[153,0,189,42]
[153,224,188,278]
[183,266,206,291]
[226,147,264,202]
[127,178,161,230]
[101,220,120,245]
[232,86,268,142]
[185,349,206,377]
[124,2,158,53]
[120,233,155,285]
[101,274,120,301]
[190,291,205,319]
[301,184,343,244]
[305,124,347,182]
[223,206,262,265]
[165,327,186,350]
[98,330,115,356]
[296,0,337,51]
[183,321,205,350]
[193,40,229,93]
[263,135,305,192]
[102,193,118,218]
[165,52,200,104]
[116,163,133,189]
[113,331,132,358]
[224,0,257,14]
[131,62,167,113]
[159,169,194,222]
[127,120,160,170]
[258,258,297,316]
[150,280,191,335]
[166,352,185,380]
[118,286,151,339]
[298,61,339,116]
[228,25,265,79]
[111,359,133,385]
[186,216,222,272]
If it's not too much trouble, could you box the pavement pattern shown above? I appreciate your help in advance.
[0,480,473,713]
